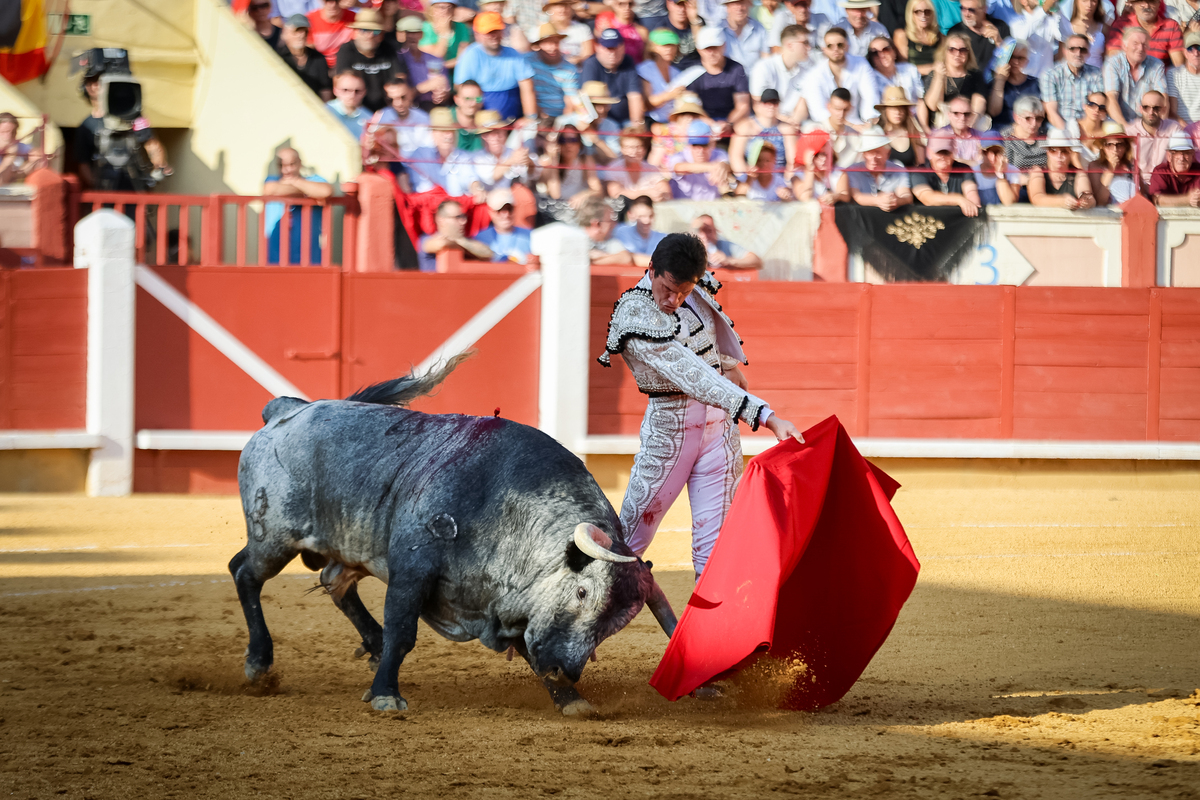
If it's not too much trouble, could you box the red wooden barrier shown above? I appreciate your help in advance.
[589,283,1200,442]
[0,268,86,429]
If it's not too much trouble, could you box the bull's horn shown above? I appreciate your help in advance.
[573,523,637,563]
[646,577,678,638]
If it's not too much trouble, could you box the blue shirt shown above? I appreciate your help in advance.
[453,44,535,92]
[614,223,665,256]
[525,53,579,118]
[475,225,533,264]
[264,174,327,265]
[326,99,369,139]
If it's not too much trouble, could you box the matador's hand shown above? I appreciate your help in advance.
[765,415,805,444]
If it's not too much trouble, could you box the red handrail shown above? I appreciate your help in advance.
[76,190,360,269]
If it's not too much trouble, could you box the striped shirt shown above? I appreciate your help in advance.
[1103,52,1167,123]
[1167,66,1200,126]
[1039,62,1104,124]
[1108,16,1184,63]
[524,53,579,118]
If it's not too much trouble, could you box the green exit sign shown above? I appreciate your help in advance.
[48,14,91,36]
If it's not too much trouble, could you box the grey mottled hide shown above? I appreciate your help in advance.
[229,384,665,715]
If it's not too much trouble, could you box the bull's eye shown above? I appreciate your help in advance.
[576,586,587,602]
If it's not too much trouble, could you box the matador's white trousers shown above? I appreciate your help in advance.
[620,395,744,579]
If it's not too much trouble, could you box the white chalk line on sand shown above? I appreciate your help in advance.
[0,544,213,554]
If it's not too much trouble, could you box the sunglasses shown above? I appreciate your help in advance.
[1142,104,1165,111]
[250,2,270,8]
[947,46,969,54]
[1189,45,1200,52]
[960,5,980,11]
[1067,45,1088,52]
[1104,141,1127,147]
[825,41,847,48]
[914,8,933,14]
[869,46,891,55]
[1085,99,1104,109]
[949,110,972,116]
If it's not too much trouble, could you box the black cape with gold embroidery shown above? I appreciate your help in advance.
[833,205,988,282]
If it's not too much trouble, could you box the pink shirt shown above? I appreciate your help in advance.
[1126,118,1182,186]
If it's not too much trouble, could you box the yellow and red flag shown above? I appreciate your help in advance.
[0,0,48,85]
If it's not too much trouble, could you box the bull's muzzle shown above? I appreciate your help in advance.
[544,666,571,686]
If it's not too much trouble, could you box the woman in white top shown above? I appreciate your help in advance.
[546,0,595,65]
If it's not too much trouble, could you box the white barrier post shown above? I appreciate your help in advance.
[531,223,592,458]
[74,210,136,497]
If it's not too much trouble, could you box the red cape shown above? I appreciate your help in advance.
[649,415,920,710]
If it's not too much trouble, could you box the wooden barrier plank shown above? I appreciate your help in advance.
[1158,289,1200,315]
[1160,392,1200,419]
[1015,339,1148,367]
[1160,419,1200,439]
[741,362,856,390]
[9,353,86,382]
[869,417,1003,438]
[1015,417,1146,440]
[870,339,1002,366]
[1013,391,1147,419]
[869,390,1002,419]
[1016,313,1150,339]
[870,364,1000,393]
[739,336,858,364]
[1014,365,1149,394]
[1160,341,1200,366]
[1016,287,1151,315]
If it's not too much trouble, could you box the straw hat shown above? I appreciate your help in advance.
[473,109,514,133]
[396,16,425,32]
[874,85,915,112]
[1167,131,1196,152]
[839,0,881,7]
[669,92,706,118]
[531,22,566,43]
[348,9,385,30]
[1038,128,1079,151]
[1100,120,1128,139]
[580,81,619,104]
[429,107,457,129]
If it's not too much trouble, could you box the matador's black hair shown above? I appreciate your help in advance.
[649,233,708,285]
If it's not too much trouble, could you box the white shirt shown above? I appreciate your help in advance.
[406,147,473,194]
[375,107,434,157]
[749,53,812,115]
[446,147,529,193]
[987,0,1066,78]
[873,62,926,103]
[558,20,594,63]
[768,7,835,49]
[723,18,770,74]
[836,19,890,59]
[744,171,790,200]
[801,55,880,123]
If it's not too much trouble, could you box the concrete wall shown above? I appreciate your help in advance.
[185,0,361,195]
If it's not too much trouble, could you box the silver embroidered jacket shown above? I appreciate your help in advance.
[597,272,769,429]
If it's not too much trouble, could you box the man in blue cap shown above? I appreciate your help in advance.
[666,120,734,198]
[581,28,646,125]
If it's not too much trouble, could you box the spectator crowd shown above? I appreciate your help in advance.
[237,0,1200,268]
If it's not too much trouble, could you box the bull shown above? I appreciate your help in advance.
[229,357,678,716]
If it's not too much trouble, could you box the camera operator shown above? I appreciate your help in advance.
[73,51,172,192]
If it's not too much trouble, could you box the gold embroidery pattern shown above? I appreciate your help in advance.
[886,213,945,249]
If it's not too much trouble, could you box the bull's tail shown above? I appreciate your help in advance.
[345,351,472,407]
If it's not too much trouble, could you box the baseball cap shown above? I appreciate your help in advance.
[532,22,565,43]
[285,13,310,28]
[396,15,424,32]
[1186,31,1200,48]
[696,26,725,49]
[759,88,780,103]
[1167,131,1195,151]
[687,121,713,145]
[648,28,680,46]
[597,28,624,47]
[487,187,515,210]
[747,138,776,165]
[473,11,506,33]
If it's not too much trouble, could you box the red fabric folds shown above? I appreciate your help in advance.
[649,415,920,710]
[362,166,491,248]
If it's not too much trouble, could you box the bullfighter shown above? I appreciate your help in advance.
[598,233,803,581]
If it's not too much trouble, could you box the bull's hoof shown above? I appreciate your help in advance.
[560,699,596,718]
[691,685,724,701]
[244,661,271,684]
[371,695,408,712]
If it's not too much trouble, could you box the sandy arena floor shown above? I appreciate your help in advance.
[1,465,1199,799]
